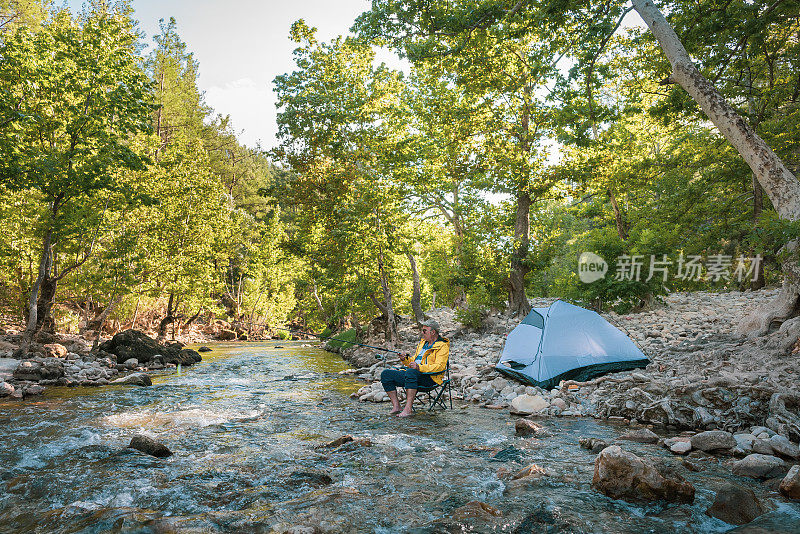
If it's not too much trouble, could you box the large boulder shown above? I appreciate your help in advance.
[619,428,659,444]
[510,394,549,415]
[779,465,800,499]
[690,430,736,452]
[99,330,201,367]
[163,348,202,366]
[705,483,769,525]
[731,454,787,479]
[592,445,695,503]
[99,330,163,364]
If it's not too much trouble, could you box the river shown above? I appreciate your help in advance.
[1,342,798,533]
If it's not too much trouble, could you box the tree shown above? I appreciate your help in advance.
[630,0,800,334]
[0,0,48,35]
[356,0,800,330]
[357,3,565,316]
[272,21,411,342]
[0,2,153,341]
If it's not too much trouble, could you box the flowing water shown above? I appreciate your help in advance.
[1,342,798,533]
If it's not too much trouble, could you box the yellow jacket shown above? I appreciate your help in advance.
[402,337,450,384]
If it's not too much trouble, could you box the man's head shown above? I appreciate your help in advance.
[420,319,440,343]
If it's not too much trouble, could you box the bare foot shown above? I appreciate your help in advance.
[388,408,401,415]
[397,410,413,417]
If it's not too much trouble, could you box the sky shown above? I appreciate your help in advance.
[63,0,386,148]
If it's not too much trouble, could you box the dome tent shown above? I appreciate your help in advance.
[496,300,649,389]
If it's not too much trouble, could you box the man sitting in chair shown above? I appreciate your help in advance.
[381,319,450,417]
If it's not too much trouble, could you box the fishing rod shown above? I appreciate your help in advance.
[230,319,402,354]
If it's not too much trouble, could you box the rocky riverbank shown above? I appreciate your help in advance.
[343,289,798,433]
[338,288,800,504]
[0,329,204,398]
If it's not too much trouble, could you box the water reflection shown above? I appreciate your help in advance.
[0,341,798,533]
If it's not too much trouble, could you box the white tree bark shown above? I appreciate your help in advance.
[631,0,800,336]
[631,0,800,222]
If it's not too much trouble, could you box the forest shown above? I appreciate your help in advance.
[1,0,799,345]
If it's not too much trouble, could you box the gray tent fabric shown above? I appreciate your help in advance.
[496,300,649,389]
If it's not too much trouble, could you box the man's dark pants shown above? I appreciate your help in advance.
[381,368,437,392]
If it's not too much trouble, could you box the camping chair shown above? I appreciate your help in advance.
[414,360,453,411]
[378,353,453,412]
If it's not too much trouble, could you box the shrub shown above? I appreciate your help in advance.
[324,327,358,349]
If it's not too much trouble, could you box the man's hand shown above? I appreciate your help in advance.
[408,361,419,370]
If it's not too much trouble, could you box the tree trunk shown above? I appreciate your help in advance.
[508,82,533,317]
[130,293,141,330]
[632,0,800,335]
[369,292,388,317]
[311,279,326,319]
[23,227,53,346]
[508,190,532,317]
[407,252,425,323]
[36,274,57,334]
[377,244,398,345]
[751,175,766,290]
[182,307,203,331]
[157,292,175,341]
[90,294,122,352]
[633,0,800,220]
[609,189,629,240]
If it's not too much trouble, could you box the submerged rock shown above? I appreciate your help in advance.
[619,428,659,444]
[450,501,502,521]
[286,470,333,487]
[705,483,769,525]
[513,504,575,533]
[319,435,354,448]
[579,437,609,454]
[111,372,152,387]
[592,445,695,503]
[490,446,524,462]
[515,419,547,437]
[128,435,173,458]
